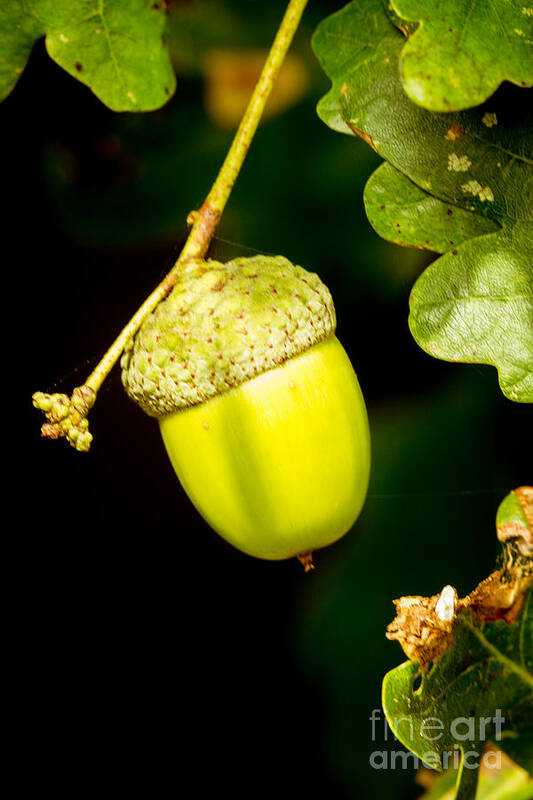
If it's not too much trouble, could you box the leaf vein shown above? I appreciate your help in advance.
[96,0,123,91]
[462,618,533,691]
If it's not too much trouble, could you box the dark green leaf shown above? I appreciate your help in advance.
[383,588,533,800]
[314,1,531,221]
[1,0,176,111]
[364,162,499,254]
[390,0,533,112]
[313,0,533,402]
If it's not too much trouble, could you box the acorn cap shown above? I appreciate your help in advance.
[120,255,336,417]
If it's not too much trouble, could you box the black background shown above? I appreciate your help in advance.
[8,2,531,796]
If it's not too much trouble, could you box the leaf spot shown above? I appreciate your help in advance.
[444,124,465,141]
[461,180,494,202]
[448,153,471,172]
[482,112,498,127]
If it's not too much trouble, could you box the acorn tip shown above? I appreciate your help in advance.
[297,552,315,572]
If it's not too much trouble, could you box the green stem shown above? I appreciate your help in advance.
[33,0,308,450]
[455,751,479,800]
[86,0,308,395]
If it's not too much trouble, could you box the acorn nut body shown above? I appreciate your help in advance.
[121,255,370,562]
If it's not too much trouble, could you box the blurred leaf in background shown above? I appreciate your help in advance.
[203,49,309,129]
[418,750,532,800]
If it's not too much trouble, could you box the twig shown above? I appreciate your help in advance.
[33,0,308,451]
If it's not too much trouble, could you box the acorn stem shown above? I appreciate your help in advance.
[179,0,309,263]
[297,552,315,573]
[33,0,309,448]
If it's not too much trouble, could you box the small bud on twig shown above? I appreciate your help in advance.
[33,386,96,452]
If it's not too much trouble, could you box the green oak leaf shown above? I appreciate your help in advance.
[390,0,533,112]
[364,162,500,254]
[314,0,531,220]
[365,165,533,400]
[381,1,417,38]
[383,587,533,800]
[497,489,533,550]
[0,0,176,111]
[313,0,533,402]
[409,223,533,403]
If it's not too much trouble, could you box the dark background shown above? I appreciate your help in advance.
[8,1,530,796]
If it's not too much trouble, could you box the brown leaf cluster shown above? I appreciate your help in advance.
[386,487,532,668]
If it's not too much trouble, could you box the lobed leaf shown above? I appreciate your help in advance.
[0,0,176,111]
[390,0,533,112]
[409,223,533,403]
[313,0,533,402]
[365,164,533,402]
[314,0,532,221]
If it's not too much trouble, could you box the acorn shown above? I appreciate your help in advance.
[120,255,370,564]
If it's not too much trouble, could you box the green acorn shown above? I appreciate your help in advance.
[121,255,370,565]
